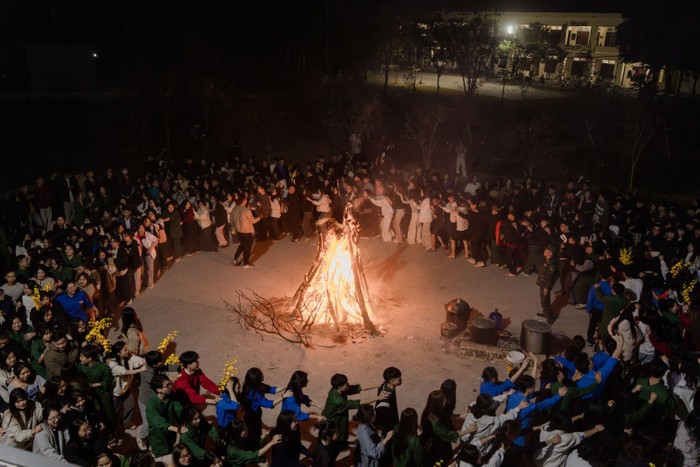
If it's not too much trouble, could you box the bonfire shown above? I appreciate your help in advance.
[225,203,380,347]
[288,204,378,333]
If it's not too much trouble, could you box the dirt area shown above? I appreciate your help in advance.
[117,235,589,460]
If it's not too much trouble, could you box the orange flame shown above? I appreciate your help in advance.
[290,207,377,332]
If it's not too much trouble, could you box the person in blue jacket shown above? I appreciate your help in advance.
[239,367,283,450]
[281,370,323,422]
[573,333,623,400]
[585,273,613,346]
[480,352,536,398]
[216,377,240,428]
[506,375,568,446]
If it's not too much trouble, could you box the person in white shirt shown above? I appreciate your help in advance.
[464,175,481,197]
[106,340,147,432]
[135,224,159,289]
[456,443,504,467]
[455,140,468,178]
[367,187,395,243]
[33,405,69,461]
[453,204,471,257]
[194,200,217,252]
[635,309,656,365]
[673,409,700,467]
[418,191,435,251]
[440,195,458,250]
[461,393,527,455]
[136,193,150,216]
[1,271,24,302]
[620,267,644,303]
[307,189,333,235]
[533,413,604,467]
[270,190,283,239]
[20,282,38,327]
[666,355,699,421]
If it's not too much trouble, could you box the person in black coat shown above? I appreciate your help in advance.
[467,201,490,268]
[311,420,336,467]
[284,185,304,241]
[270,410,313,467]
[64,418,108,466]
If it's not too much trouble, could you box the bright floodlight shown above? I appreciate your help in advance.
[506,25,514,34]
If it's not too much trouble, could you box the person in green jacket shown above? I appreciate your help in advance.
[392,407,423,467]
[180,405,218,461]
[9,315,36,356]
[77,344,114,423]
[146,374,185,461]
[29,326,51,379]
[320,373,388,462]
[632,359,675,418]
[420,390,475,466]
[216,419,280,467]
[596,282,627,341]
[549,370,601,414]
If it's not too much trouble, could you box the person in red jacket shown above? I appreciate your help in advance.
[173,351,221,406]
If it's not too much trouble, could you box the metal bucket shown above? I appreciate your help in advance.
[519,319,551,354]
[441,322,459,339]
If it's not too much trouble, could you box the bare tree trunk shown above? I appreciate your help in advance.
[584,118,597,155]
[383,52,390,97]
[164,70,173,158]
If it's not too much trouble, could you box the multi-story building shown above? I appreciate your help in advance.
[437,10,648,89]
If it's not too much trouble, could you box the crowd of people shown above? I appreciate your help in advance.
[0,143,699,466]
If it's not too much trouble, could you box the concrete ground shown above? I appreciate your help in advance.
[370,70,573,99]
[118,234,589,459]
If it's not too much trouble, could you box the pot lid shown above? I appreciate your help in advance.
[471,317,495,329]
[445,298,471,313]
[522,319,551,332]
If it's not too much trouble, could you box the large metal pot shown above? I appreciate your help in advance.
[445,299,471,334]
[470,317,496,345]
[520,319,552,354]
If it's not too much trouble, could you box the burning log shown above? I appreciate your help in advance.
[288,205,379,334]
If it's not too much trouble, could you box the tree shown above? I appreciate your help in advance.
[513,115,558,177]
[246,104,284,163]
[452,14,498,97]
[190,77,222,159]
[497,23,565,100]
[347,98,383,152]
[374,2,419,97]
[428,21,454,96]
[497,38,525,100]
[405,102,448,169]
[617,105,661,190]
[618,0,700,97]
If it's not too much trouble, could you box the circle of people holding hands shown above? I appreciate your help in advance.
[0,146,699,466]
